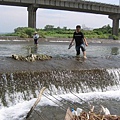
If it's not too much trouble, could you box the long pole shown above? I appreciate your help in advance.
[26,87,46,119]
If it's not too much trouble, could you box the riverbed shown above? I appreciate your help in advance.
[0,40,120,120]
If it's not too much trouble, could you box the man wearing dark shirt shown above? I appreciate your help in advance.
[70,25,88,59]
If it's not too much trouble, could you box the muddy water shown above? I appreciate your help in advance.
[0,40,120,120]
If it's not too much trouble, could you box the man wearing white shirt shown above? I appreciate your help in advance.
[33,31,39,45]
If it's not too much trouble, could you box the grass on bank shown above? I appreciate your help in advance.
[0,24,119,40]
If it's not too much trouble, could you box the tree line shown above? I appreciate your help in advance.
[1,24,119,40]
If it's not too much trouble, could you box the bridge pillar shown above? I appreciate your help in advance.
[109,14,120,36]
[27,5,38,28]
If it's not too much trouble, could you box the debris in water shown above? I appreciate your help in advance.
[12,54,52,62]
[101,105,110,115]
[65,106,120,120]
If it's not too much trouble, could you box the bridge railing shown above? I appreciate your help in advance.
[59,0,119,7]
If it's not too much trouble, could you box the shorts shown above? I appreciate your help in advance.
[76,44,86,55]
[34,39,38,44]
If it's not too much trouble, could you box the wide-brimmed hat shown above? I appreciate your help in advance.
[34,31,37,34]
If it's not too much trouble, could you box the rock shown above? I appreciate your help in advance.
[12,54,52,62]
[12,54,19,60]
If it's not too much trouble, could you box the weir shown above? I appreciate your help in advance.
[0,68,120,119]
[0,42,120,119]
[0,69,120,107]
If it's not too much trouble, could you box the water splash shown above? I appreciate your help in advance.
[0,69,120,107]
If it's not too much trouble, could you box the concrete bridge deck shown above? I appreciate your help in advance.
[0,0,120,35]
[0,0,120,14]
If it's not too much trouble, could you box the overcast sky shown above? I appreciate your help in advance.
[0,0,119,33]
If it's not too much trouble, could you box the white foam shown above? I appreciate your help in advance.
[0,99,35,120]
[0,90,120,120]
[0,39,28,42]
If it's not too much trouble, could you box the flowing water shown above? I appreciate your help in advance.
[0,40,120,120]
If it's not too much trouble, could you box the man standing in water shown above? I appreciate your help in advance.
[33,31,39,45]
[69,25,88,59]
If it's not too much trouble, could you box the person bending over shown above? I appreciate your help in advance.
[70,25,88,59]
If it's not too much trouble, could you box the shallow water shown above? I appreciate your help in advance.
[0,41,120,120]
[0,41,120,58]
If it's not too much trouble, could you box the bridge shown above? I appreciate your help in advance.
[0,0,120,35]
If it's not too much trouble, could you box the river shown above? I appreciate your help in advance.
[0,40,120,120]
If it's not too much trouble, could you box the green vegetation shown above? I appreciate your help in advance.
[0,24,119,40]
